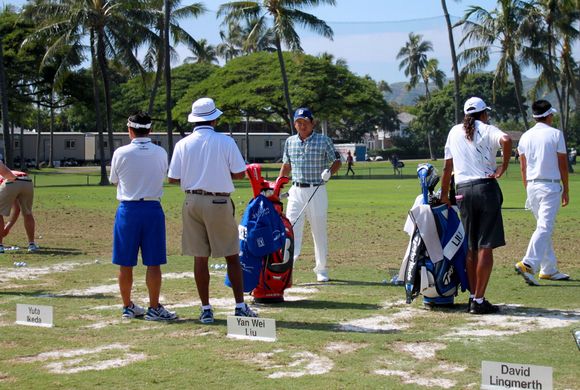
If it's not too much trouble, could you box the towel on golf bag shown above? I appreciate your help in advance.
[400,204,468,303]
[225,194,286,292]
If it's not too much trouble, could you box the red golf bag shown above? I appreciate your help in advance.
[246,164,294,303]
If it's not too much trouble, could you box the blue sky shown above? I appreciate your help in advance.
[3,0,549,83]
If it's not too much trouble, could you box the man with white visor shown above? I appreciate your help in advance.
[515,100,570,285]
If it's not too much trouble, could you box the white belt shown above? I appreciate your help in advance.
[527,179,560,183]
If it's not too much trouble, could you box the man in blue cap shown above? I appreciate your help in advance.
[278,108,341,282]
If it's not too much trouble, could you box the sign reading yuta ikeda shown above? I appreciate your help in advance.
[16,304,54,328]
[481,361,552,390]
[227,316,276,342]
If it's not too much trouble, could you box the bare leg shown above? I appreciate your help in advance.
[0,215,5,245]
[225,254,244,304]
[465,249,476,295]
[23,214,35,243]
[475,248,494,298]
[194,256,210,306]
[146,265,161,308]
[118,266,133,307]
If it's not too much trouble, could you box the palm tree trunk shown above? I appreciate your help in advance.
[424,81,434,160]
[96,28,115,161]
[35,100,41,169]
[91,30,108,185]
[441,0,461,124]
[509,60,529,129]
[49,92,55,167]
[0,38,13,167]
[148,55,163,114]
[164,0,174,159]
[274,36,294,133]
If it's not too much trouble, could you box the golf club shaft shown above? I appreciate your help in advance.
[291,178,325,228]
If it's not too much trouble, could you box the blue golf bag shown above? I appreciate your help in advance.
[225,194,286,292]
[399,164,469,306]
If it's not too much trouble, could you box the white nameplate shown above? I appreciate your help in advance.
[227,316,276,342]
[16,304,54,328]
[481,361,552,390]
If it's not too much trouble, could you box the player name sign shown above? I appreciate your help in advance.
[16,304,53,328]
[481,361,552,390]
[227,316,276,342]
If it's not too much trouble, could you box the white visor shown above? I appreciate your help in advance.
[127,121,152,129]
[532,107,557,118]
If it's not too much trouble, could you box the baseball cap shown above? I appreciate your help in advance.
[293,107,313,121]
[188,97,223,123]
[463,97,491,115]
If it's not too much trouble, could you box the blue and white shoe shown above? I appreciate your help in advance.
[145,304,178,321]
[28,243,40,253]
[199,308,214,324]
[234,303,258,318]
[122,302,146,319]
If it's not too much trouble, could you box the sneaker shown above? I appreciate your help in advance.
[28,243,39,253]
[539,271,570,281]
[469,299,499,315]
[235,303,258,318]
[0,245,4,254]
[144,304,178,321]
[199,308,214,324]
[515,261,539,286]
[467,297,473,313]
[316,271,329,282]
[122,302,146,319]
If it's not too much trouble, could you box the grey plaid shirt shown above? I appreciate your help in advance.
[283,132,338,184]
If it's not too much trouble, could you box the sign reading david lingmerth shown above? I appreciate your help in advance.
[481,361,552,390]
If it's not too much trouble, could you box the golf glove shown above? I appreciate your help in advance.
[321,169,332,182]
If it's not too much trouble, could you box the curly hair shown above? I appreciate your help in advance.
[463,111,486,141]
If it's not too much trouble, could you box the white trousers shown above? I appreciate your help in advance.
[522,182,561,275]
[285,185,328,274]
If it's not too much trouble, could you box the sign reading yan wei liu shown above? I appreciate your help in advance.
[16,304,54,328]
[481,361,552,390]
[227,316,276,342]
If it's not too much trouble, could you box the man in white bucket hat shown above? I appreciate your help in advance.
[168,97,257,323]
[515,100,570,285]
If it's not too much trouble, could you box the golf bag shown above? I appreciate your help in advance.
[226,164,294,303]
[398,164,469,306]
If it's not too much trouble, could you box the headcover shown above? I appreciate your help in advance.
[417,163,439,204]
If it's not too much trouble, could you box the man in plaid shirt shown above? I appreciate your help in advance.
[279,108,341,282]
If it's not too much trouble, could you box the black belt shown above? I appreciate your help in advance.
[456,178,495,189]
[186,189,230,197]
[293,182,321,188]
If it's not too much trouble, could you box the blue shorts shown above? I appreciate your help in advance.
[112,201,167,267]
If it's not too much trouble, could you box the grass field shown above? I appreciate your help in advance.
[0,160,579,389]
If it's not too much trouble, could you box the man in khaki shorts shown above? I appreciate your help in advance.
[0,162,38,253]
[168,97,257,323]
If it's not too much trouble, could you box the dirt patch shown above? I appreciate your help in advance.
[163,272,195,280]
[60,283,119,297]
[445,305,580,339]
[338,309,424,333]
[0,262,89,283]
[267,351,334,378]
[373,368,457,389]
[45,353,147,374]
[324,341,368,354]
[393,341,446,360]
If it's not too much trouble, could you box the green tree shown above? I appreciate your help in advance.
[456,0,536,129]
[218,0,335,132]
[184,38,218,64]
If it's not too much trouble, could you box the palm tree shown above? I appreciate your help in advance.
[0,36,11,166]
[216,23,243,62]
[456,0,536,129]
[143,0,204,115]
[441,0,461,124]
[397,33,439,160]
[25,0,158,162]
[184,39,218,64]
[218,0,336,131]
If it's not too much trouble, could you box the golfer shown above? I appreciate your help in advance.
[440,97,512,315]
[0,166,38,253]
[278,107,342,282]
[515,100,570,285]
[110,111,177,321]
[168,97,257,324]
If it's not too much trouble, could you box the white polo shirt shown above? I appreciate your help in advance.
[518,122,566,181]
[109,138,168,201]
[444,120,505,185]
[168,126,246,193]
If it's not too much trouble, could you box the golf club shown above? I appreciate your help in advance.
[291,176,327,229]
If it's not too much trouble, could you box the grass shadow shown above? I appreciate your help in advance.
[266,299,381,310]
